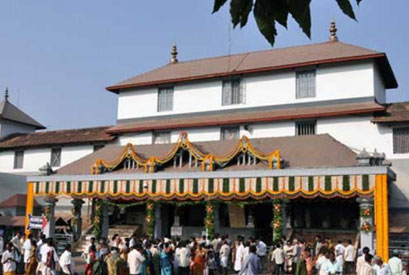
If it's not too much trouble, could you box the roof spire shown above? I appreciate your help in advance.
[329,19,338,42]
[4,87,9,102]
[170,43,178,64]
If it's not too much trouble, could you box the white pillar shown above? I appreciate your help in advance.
[357,198,374,252]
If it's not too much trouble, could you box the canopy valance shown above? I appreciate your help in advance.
[32,174,376,200]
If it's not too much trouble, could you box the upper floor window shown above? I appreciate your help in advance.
[296,70,316,99]
[221,126,240,140]
[14,150,24,169]
[50,148,61,167]
[157,87,174,112]
[222,78,244,105]
[296,121,316,136]
[153,131,171,144]
[393,127,409,154]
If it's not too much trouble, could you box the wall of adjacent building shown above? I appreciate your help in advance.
[117,60,383,120]
[0,119,36,139]
[0,145,94,174]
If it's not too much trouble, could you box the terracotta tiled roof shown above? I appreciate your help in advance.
[108,101,384,134]
[56,134,357,175]
[107,41,397,92]
[0,100,45,129]
[0,194,39,208]
[0,216,26,227]
[0,126,116,150]
[372,102,409,123]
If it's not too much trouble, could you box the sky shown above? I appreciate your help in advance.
[0,0,407,130]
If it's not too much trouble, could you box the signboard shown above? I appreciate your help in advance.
[228,204,246,228]
[171,226,182,236]
[27,214,46,230]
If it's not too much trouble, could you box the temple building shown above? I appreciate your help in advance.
[0,22,408,260]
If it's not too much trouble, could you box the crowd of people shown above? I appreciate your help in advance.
[270,237,407,275]
[0,232,408,275]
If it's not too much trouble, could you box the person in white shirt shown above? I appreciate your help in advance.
[37,238,59,275]
[359,254,375,275]
[220,240,230,275]
[59,244,74,275]
[334,240,345,266]
[389,250,403,275]
[283,240,294,274]
[357,247,371,275]
[10,233,22,255]
[175,241,190,275]
[315,247,328,275]
[128,244,145,275]
[373,255,392,275]
[256,239,267,257]
[2,243,17,275]
[23,234,33,271]
[234,237,245,272]
[344,240,355,274]
[271,243,285,275]
[323,251,342,275]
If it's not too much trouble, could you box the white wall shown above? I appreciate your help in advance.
[0,119,36,138]
[317,116,393,156]
[0,145,94,174]
[117,60,383,120]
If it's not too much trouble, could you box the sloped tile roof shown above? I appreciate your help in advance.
[56,134,357,175]
[0,126,116,150]
[107,41,397,92]
[372,102,409,123]
[0,194,39,208]
[0,100,45,129]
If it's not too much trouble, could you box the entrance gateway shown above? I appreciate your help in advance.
[24,133,392,261]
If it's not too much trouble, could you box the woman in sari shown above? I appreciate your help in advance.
[116,247,129,275]
[160,243,173,275]
[191,244,206,275]
[85,245,97,275]
[24,240,37,275]
[106,247,120,275]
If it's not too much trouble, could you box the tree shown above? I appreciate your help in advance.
[212,0,362,46]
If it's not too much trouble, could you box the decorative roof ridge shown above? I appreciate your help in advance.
[91,132,282,174]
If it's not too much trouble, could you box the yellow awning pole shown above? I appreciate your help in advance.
[375,174,389,261]
[24,182,34,238]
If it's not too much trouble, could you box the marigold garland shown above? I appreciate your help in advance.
[360,207,373,218]
[91,132,281,174]
[145,201,155,239]
[204,201,215,239]
[271,200,283,243]
[361,221,373,233]
[93,200,104,240]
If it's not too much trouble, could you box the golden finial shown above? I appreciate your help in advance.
[170,43,178,64]
[4,87,9,102]
[329,19,338,42]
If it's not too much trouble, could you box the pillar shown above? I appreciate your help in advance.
[71,199,84,241]
[214,203,221,234]
[101,203,109,239]
[43,196,58,239]
[374,174,389,261]
[24,182,35,238]
[282,200,289,238]
[154,203,162,239]
[357,198,374,253]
